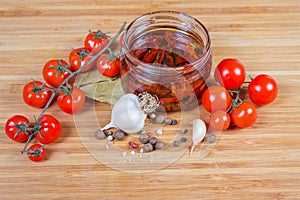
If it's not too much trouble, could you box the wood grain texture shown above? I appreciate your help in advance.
[1,0,300,199]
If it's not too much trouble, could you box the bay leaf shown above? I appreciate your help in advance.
[76,69,124,105]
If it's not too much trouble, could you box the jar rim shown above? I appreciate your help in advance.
[122,10,211,74]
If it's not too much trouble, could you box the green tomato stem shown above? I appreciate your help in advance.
[37,22,126,120]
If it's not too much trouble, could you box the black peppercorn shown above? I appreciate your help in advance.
[149,137,158,145]
[114,130,125,140]
[139,134,149,144]
[180,137,187,142]
[143,143,153,152]
[155,141,165,150]
[173,141,179,147]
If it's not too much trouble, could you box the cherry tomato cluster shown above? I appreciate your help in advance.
[5,26,125,162]
[5,114,61,162]
[202,58,278,130]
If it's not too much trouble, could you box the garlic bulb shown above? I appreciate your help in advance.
[101,93,147,134]
[190,119,206,155]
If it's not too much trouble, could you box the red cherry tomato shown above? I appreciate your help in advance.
[230,102,257,128]
[5,115,30,143]
[248,74,278,105]
[57,87,86,114]
[84,30,109,53]
[35,114,62,144]
[209,110,231,131]
[96,55,120,78]
[69,47,96,72]
[27,144,46,162]
[201,85,232,113]
[42,59,72,88]
[214,58,246,90]
[23,80,53,108]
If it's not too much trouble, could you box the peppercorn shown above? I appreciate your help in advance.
[149,137,158,145]
[180,137,187,142]
[155,115,165,124]
[94,129,106,140]
[155,141,165,150]
[143,143,153,152]
[164,117,172,125]
[171,119,178,125]
[107,135,114,141]
[180,127,188,134]
[146,132,153,138]
[173,141,179,147]
[149,113,156,119]
[139,134,149,144]
[129,142,139,149]
[114,130,125,140]
[206,133,217,143]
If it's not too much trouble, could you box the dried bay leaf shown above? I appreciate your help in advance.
[77,69,124,105]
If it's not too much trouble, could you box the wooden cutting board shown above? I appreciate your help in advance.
[0,0,300,199]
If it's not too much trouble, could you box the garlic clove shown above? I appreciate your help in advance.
[190,119,206,155]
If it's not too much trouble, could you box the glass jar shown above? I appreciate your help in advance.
[120,11,212,112]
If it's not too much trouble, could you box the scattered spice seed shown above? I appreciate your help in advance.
[155,141,165,150]
[146,132,153,138]
[171,119,178,125]
[130,151,135,155]
[129,142,139,149]
[143,143,153,152]
[139,134,149,144]
[114,130,125,140]
[157,128,163,135]
[95,129,106,140]
[107,135,114,141]
[164,117,172,125]
[206,133,217,143]
[149,113,156,119]
[173,141,179,147]
[180,127,188,134]
[155,115,165,124]
[180,137,187,142]
[122,152,128,157]
[139,148,144,153]
[149,137,158,145]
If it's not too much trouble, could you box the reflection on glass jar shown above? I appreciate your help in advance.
[120,11,212,112]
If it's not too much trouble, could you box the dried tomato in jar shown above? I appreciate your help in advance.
[120,11,212,112]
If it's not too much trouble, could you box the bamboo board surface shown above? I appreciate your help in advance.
[1,0,300,199]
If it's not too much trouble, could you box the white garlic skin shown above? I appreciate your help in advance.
[192,119,206,146]
[102,94,147,134]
